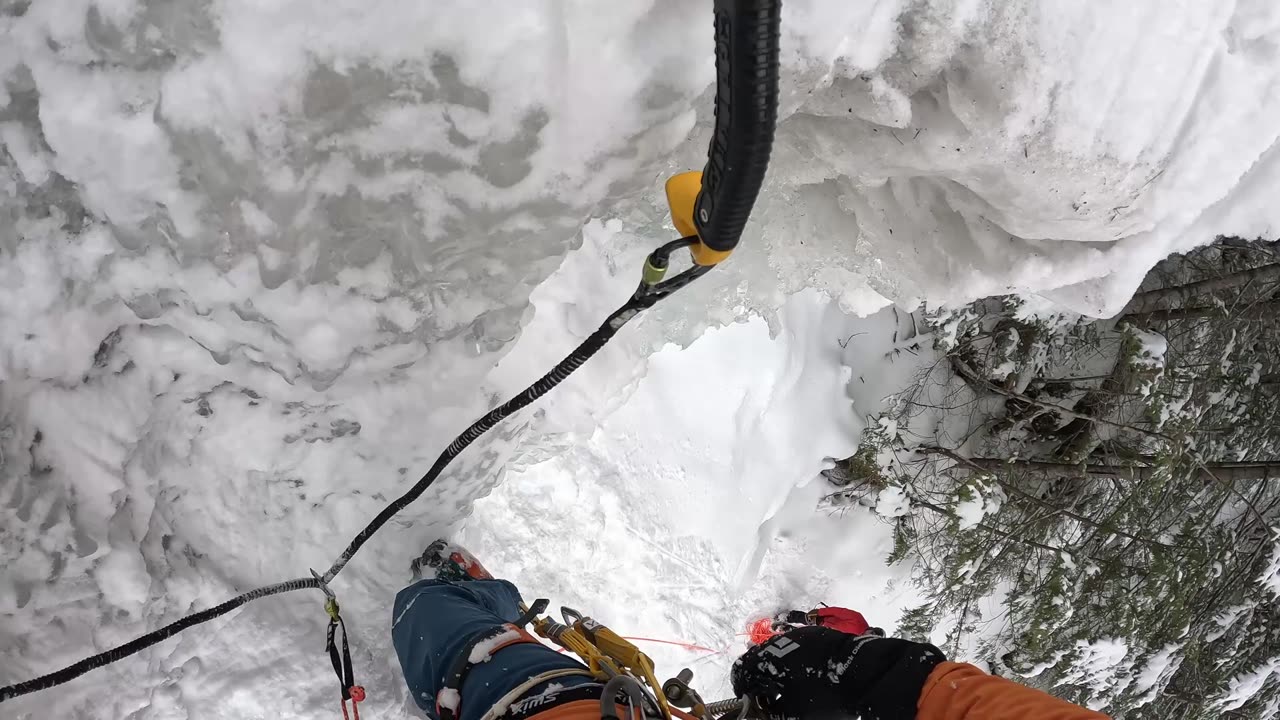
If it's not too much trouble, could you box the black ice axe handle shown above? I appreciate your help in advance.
[694,0,782,253]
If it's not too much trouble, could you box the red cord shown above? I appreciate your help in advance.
[620,636,718,654]
[552,635,719,655]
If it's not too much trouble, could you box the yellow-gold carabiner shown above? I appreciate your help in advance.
[523,604,675,720]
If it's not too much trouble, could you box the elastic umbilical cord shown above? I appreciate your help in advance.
[322,264,708,581]
[0,578,320,701]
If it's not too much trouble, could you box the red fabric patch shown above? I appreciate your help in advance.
[815,607,870,635]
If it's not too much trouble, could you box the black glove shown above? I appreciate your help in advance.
[772,610,811,627]
[783,610,811,625]
[731,626,945,720]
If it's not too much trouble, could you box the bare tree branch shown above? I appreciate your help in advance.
[918,446,1198,552]
[1126,297,1280,324]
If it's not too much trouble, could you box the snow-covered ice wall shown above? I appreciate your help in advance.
[760,0,1280,313]
[4,1,1279,362]
[3,0,1280,717]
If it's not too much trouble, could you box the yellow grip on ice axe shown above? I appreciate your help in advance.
[665,172,734,267]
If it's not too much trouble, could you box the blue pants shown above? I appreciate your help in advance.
[392,579,595,720]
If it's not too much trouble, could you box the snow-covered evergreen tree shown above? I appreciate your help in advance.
[847,238,1280,718]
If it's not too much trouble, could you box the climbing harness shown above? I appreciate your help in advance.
[437,623,549,720]
[527,604,674,718]
[440,595,762,720]
[0,0,781,713]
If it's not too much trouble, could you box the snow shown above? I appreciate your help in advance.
[1129,329,1167,366]
[1261,542,1280,597]
[1054,638,1131,712]
[94,548,151,615]
[470,629,522,664]
[5,1,1280,718]
[1128,328,1167,397]
[952,496,985,532]
[439,687,461,711]
[875,487,913,519]
[953,483,1003,532]
[1246,362,1264,388]
[1218,660,1280,712]
[464,253,934,701]
[0,217,925,717]
[1131,643,1183,707]
[1021,650,1070,680]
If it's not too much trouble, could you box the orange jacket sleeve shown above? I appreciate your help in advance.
[918,662,1110,720]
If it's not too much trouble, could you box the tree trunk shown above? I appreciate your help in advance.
[1121,262,1280,315]
[1126,296,1280,324]
[938,454,1279,484]
[1051,363,1128,463]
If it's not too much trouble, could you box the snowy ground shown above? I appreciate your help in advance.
[464,227,935,706]
[1,220,935,718]
[5,0,1280,718]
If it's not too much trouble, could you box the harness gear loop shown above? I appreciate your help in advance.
[436,624,544,720]
[515,598,550,628]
